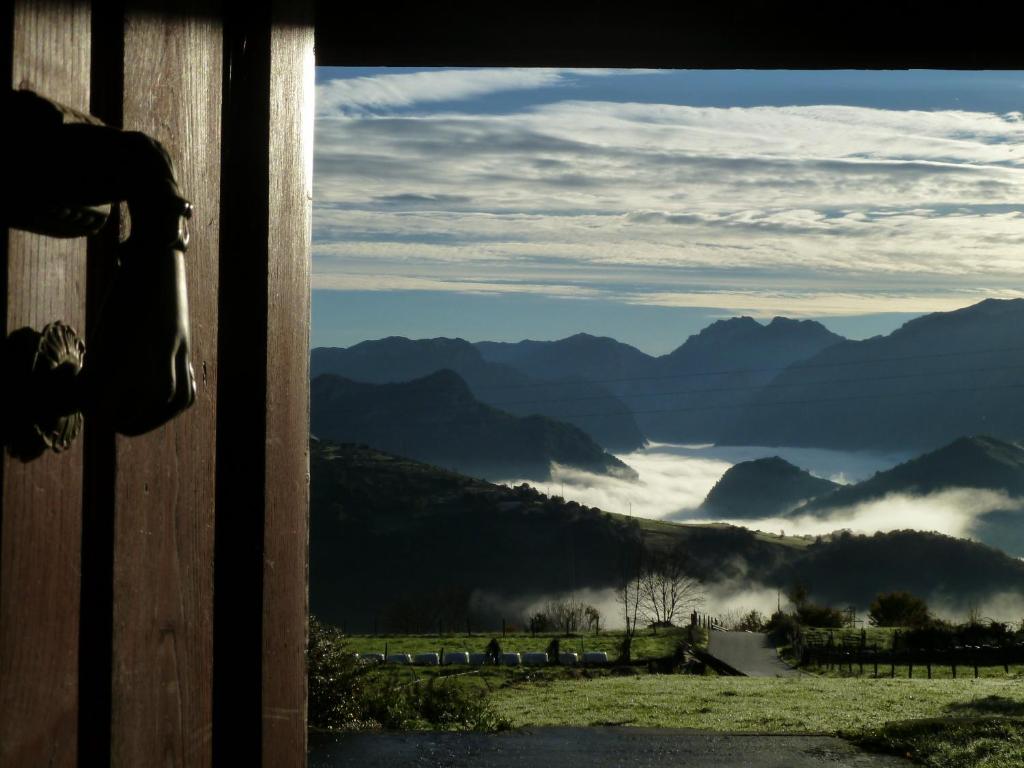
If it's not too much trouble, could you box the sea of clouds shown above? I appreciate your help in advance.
[492,443,1024,624]
[498,442,909,522]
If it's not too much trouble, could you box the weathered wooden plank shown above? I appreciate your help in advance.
[213,9,272,764]
[109,5,222,766]
[263,6,313,763]
[0,3,89,766]
[213,4,311,764]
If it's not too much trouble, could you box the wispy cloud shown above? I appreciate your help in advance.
[313,79,1024,312]
[316,69,642,115]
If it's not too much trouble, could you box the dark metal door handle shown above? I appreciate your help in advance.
[2,89,196,459]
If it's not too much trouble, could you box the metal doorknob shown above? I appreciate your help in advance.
[2,89,197,460]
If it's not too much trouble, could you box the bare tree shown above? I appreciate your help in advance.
[617,548,648,639]
[542,597,587,635]
[638,548,704,630]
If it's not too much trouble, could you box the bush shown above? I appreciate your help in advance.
[766,610,799,642]
[869,591,930,628]
[361,675,508,731]
[307,616,370,730]
[796,602,845,628]
[735,609,766,632]
[308,615,508,732]
[414,678,509,731]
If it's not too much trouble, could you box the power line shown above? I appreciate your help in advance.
[482,362,1024,410]
[466,343,1024,393]
[316,379,1024,421]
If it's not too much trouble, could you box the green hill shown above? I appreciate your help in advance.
[698,456,840,519]
[309,441,1024,631]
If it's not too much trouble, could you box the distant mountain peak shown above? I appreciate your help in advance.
[797,434,1024,517]
[698,455,840,519]
[892,297,1024,338]
[669,314,842,356]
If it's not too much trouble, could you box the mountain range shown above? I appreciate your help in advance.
[480,316,844,444]
[312,298,1024,454]
[310,439,1024,631]
[311,337,645,452]
[721,299,1024,451]
[310,370,636,482]
[697,435,1024,556]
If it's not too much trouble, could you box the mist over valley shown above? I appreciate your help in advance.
[309,300,1024,627]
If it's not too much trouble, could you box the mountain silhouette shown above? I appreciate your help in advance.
[310,370,637,482]
[697,456,840,519]
[722,299,1024,451]
[476,317,844,444]
[311,337,645,452]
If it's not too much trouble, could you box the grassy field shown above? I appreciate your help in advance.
[489,673,1024,766]
[490,675,1024,732]
[344,627,692,661]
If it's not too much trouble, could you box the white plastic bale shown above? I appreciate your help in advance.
[582,651,609,664]
[414,652,439,666]
[523,652,548,666]
[444,652,470,665]
[361,652,385,663]
[386,653,412,664]
[468,652,490,665]
[501,652,522,666]
[558,652,578,666]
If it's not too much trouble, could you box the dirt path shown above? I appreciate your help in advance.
[309,727,909,767]
[707,630,801,677]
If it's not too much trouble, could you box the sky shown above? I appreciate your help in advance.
[312,69,1024,355]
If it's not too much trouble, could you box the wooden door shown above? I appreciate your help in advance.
[0,2,312,766]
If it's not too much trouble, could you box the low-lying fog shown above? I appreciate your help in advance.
[496,442,1021,542]
[499,442,909,522]
[494,443,1024,625]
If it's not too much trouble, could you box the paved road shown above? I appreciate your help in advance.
[707,630,802,677]
[309,727,909,767]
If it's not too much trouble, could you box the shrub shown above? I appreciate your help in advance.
[307,616,370,730]
[766,610,799,642]
[735,609,766,632]
[414,678,509,731]
[868,591,930,628]
[308,615,508,732]
[796,602,845,628]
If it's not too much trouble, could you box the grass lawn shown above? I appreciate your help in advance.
[490,675,1024,732]
[855,715,1024,768]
